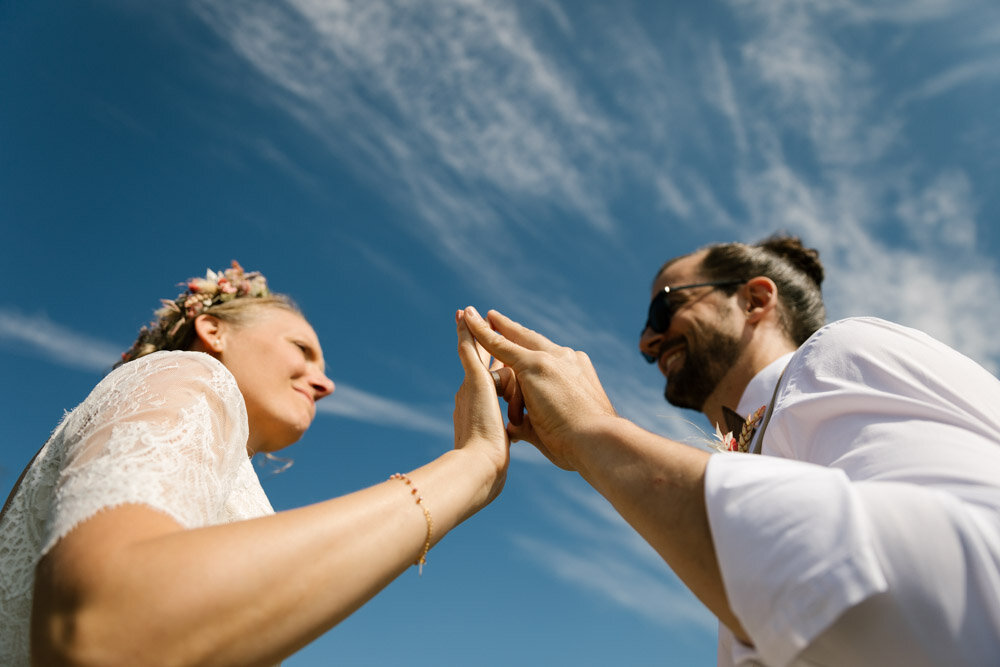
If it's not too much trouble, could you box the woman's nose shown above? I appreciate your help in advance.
[312,372,335,399]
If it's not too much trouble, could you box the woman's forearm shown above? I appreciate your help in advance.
[32,447,500,667]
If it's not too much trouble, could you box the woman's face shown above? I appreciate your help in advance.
[215,308,334,454]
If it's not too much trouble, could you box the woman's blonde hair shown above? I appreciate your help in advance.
[118,262,300,367]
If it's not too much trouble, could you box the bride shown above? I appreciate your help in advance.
[0,262,509,666]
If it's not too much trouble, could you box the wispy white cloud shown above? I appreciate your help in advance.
[316,383,452,437]
[653,172,694,222]
[191,0,618,263]
[829,0,979,25]
[830,242,1000,375]
[188,0,1000,376]
[730,0,965,27]
[979,22,1000,47]
[716,0,1000,372]
[822,1,1000,110]
[511,476,716,632]
[894,169,977,249]
[704,39,749,159]
[0,308,122,372]
[737,7,883,169]
[252,136,325,194]
[898,57,1000,105]
[186,2,1000,399]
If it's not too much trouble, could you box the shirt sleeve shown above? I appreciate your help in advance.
[708,319,1000,666]
[704,453,889,667]
[42,352,250,555]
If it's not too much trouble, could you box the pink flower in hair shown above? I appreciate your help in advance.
[187,278,219,295]
[183,294,210,319]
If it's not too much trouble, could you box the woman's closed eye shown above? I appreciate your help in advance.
[293,340,328,374]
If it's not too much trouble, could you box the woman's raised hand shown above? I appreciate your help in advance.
[460,307,617,471]
[453,310,510,502]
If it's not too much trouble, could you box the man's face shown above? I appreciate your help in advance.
[639,253,744,411]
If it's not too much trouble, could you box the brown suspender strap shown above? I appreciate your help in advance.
[749,369,787,455]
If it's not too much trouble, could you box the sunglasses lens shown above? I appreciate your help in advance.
[641,294,673,363]
[647,294,673,333]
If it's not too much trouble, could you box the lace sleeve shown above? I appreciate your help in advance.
[42,351,251,555]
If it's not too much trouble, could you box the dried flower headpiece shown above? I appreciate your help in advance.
[119,260,274,365]
[157,261,270,337]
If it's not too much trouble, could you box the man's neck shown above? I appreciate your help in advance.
[701,334,796,429]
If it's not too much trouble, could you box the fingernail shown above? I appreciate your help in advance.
[465,306,481,319]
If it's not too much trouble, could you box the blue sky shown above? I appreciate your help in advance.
[3,1,1000,664]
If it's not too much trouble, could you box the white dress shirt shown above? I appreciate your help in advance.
[705,318,1000,666]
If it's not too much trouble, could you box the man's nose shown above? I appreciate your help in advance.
[639,326,664,363]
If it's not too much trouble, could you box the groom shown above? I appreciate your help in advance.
[466,234,1000,666]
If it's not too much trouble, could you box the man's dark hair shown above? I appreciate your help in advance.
[692,235,826,345]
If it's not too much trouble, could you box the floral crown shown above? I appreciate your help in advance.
[120,261,271,364]
[158,260,270,334]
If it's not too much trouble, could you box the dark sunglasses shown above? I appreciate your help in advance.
[641,279,745,362]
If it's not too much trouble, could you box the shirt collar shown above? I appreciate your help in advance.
[736,352,794,418]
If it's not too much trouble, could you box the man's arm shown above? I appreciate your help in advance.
[462,307,749,641]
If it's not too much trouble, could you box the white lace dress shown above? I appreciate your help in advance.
[0,351,275,665]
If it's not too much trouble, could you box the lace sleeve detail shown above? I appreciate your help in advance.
[42,351,251,555]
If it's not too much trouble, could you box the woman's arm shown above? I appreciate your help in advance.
[31,312,509,667]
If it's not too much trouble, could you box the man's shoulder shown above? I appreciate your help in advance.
[814,315,905,335]
[786,317,922,375]
[801,316,928,353]
[792,316,978,377]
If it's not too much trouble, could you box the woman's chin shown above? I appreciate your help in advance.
[248,428,306,456]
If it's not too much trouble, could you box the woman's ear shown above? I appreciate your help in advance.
[744,276,778,324]
[192,314,225,355]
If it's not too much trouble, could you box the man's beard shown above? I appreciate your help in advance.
[663,326,742,411]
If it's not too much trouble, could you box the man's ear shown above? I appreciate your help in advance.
[744,276,778,324]
[192,314,225,354]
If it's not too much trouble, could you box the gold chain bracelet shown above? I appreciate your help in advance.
[389,473,433,575]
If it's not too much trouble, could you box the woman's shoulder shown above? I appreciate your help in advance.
[70,351,244,430]
[116,349,229,377]
[99,351,235,394]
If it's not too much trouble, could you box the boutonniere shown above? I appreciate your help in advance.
[712,405,767,453]
[712,423,739,452]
